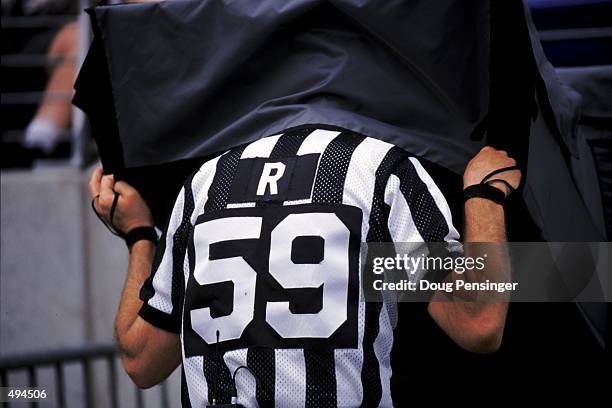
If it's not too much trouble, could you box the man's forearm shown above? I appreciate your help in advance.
[458,197,511,304]
[115,241,156,357]
[428,198,510,352]
[113,240,181,387]
[464,198,505,241]
[461,197,511,298]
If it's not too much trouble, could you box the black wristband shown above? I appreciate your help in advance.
[125,226,158,248]
[463,164,519,205]
[463,183,506,205]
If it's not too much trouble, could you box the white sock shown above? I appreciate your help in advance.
[24,117,60,153]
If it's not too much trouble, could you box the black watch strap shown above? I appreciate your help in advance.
[125,226,158,248]
[463,183,506,205]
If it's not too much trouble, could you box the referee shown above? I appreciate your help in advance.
[90,126,520,407]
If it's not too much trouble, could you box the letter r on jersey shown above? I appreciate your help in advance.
[257,162,286,196]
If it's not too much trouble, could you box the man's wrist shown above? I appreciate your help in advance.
[129,239,157,255]
[123,219,154,234]
[464,181,508,196]
[463,183,506,206]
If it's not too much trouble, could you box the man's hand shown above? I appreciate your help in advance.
[88,166,154,233]
[463,146,521,196]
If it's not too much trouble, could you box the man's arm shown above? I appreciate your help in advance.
[89,167,181,388]
[115,240,181,388]
[428,147,520,353]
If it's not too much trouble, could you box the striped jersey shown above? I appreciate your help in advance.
[138,125,460,407]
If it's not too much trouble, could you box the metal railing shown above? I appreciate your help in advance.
[0,343,170,408]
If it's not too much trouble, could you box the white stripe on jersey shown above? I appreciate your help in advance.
[337,137,394,407]
[408,157,460,243]
[374,309,394,408]
[224,350,258,407]
[296,129,341,156]
[275,349,306,406]
[184,355,207,407]
[190,155,223,225]
[148,188,185,314]
[342,137,393,223]
[384,174,430,284]
[241,133,282,158]
[384,174,424,243]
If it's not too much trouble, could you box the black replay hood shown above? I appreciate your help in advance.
[73,0,604,242]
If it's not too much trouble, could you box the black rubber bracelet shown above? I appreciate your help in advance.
[91,195,123,238]
[463,183,506,205]
[481,165,519,184]
[125,226,158,248]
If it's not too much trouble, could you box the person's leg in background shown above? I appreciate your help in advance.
[24,21,77,154]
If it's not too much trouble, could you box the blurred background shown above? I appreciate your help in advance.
[1,0,610,407]
[1,1,181,407]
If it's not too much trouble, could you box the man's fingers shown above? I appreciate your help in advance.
[113,180,137,198]
[98,174,116,212]
[100,174,115,195]
[88,166,103,197]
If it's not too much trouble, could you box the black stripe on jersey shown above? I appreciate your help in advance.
[304,349,337,408]
[306,130,364,408]
[312,131,366,203]
[361,302,383,407]
[392,157,452,287]
[361,147,405,408]
[366,148,405,243]
[269,127,312,158]
[202,353,234,405]
[391,159,450,242]
[204,146,247,212]
[247,347,275,407]
[138,172,196,334]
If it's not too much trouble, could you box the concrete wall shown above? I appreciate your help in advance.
[1,167,180,407]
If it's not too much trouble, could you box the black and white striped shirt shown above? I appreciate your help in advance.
[138,125,459,407]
